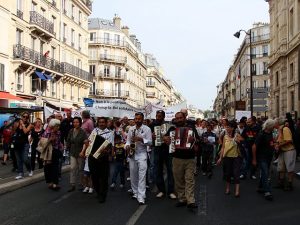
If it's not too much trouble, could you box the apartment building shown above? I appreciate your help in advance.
[268,0,300,118]
[144,53,173,107]
[214,23,270,118]
[0,0,92,110]
[88,16,147,108]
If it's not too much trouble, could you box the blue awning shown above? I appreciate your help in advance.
[43,73,52,80]
[35,71,47,80]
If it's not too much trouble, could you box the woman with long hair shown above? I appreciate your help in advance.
[30,118,44,170]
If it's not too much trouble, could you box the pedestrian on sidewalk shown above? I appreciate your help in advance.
[1,121,12,165]
[252,119,276,201]
[66,117,88,192]
[29,118,44,170]
[42,119,63,190]
[217,120,242,198]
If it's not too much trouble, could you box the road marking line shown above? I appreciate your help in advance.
[52,192,73,204]
[126,205,147,225]
[197,184,207,216]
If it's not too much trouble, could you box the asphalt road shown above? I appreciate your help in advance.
[0,166,300,225]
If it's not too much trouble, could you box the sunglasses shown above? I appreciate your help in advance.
[22,115,29,118]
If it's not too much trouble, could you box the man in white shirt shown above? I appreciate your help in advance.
[125,112,152,205]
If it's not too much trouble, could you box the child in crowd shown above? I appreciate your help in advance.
[110,135,126,189]
[82,157,93,194]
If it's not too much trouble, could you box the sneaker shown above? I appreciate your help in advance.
[82,187,89,193]
[126,177,131,181]
[88,188,93,194]
[119,184,124,189]
[132,194,137,199]
[110,183,116,189]
[15,175,23,180]
[169,193,177,199]
[250,175,257,180]
[264,192,273,201]
[138,199,145,205]
[202,172,207,176]
[28,171,33,177]
[127,188,133,194]
[156,192,164,198]
[239,174,245,179]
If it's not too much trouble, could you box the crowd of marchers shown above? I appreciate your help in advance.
[0,109,299,209]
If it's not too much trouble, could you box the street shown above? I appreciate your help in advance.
[0,166,300,225]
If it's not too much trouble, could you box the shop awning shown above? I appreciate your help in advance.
[0,92,24,101]
[35,71,47,80]
[45,100,75,110]
[44,73,53,80]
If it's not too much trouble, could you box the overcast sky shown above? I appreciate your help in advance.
[91,0,269,110]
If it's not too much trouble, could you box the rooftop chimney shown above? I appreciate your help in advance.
[113,14,121,28]
[121,26,129,36]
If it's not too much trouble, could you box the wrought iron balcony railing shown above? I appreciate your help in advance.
[98,71,126,79]
[13,44,62,73]
[146,82,156,87]
[29,11,54,35]
[61,62,92,82]
[16,10,23,19]
[99,54,127,64]
[90,38,125,46]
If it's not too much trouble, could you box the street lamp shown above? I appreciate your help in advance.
[234,29,253,117]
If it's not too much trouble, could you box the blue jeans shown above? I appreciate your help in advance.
[258,159,272,193]
[15,143,31,175]
[111,161,125,185]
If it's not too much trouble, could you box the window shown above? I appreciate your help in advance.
[115,66,122,77]
[15,71,23,91]
[41,8,45,17]
[263,62,268,74]
[78,34,81,51]
[31,75,39,94]
[31,36,36,50]
[276,71,279,87]
[251,64,256,75]
[77,59,82,69]
[71,5,74,19]
[62,0,66,13]
[78,11,82,25]
[70,84,74,100]
[71,29,75,47]
[289,63,294,81]
[251,47,256,58]
[63,23,67,42]
[289,8,294,37]
[263,80,267,88]
[62,82,66,99]
[90,32,96,42]
[31,1,37,11]
[290,91,295,111]
[51,46,55,59]
[0,64,4,91]
[52,16,56,34]
[77,86,80,101]
[104,65,110,76]
[16,29,22,45]
[90,65,95,75]
[115,34,120,45]
[40,40,44,54]
[276,96,280,117]
[104,33,110,44]
[51,79,56,97]
[262,45,268,56]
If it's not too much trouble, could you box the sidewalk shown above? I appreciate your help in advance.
[0,149,70,195]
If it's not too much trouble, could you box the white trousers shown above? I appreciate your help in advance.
[129,158,147,201]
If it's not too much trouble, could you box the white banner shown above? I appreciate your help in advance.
[44,106,83,120]
[165,101,187,121]
[235,110,251,121]
[86,99,141,119]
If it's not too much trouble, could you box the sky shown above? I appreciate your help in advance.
[91,0,269,111]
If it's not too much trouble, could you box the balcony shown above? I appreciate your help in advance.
[16,10,23,19]
[61,62,92,82]
[98,71,126,80]
[93,89,129,98]
[146,81,156,87]
[13,44,62,73]
[29,11,54,39]
[146,92,155,98]
[99,54,127,64]
[89,38,125,47]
